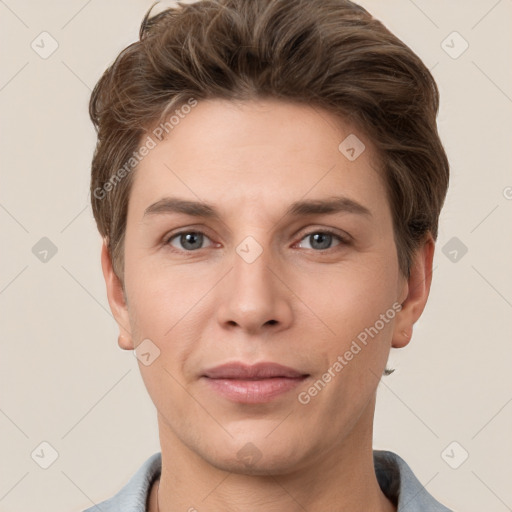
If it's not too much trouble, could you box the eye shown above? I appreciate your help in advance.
[296,230,349,251]
[165,230,214,251]
[164,228,350,253]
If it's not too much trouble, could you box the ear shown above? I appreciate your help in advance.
[392,234,435,349]
[100,238,134,350]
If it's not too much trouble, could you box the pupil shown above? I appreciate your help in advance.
[182,232,202,250]
[312,233,330,250]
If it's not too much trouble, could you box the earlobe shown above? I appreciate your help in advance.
[391,235,434,349]
[117,332,133,351]
[100,239,134,351]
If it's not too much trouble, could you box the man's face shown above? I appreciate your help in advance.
[118,98,408,473]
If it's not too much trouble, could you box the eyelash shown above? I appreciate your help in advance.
[163,228,351,253]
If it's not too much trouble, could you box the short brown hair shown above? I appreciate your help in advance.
[89,0,449,282]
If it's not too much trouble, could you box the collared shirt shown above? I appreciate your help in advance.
[82,450,453,511]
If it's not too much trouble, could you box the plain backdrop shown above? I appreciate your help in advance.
[1,1,511,511]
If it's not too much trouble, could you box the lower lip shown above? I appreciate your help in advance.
[203,376,308,403]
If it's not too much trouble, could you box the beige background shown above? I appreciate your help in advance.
[1,1,511,511]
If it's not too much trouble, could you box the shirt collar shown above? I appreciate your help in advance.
[83,450,452,511]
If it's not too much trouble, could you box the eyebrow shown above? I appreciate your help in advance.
[142,195,372,220]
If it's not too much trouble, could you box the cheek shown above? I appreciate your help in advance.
[123,266,198,410]
[123,248,195,335]
[295,257,398,341]
[123,258,214,380]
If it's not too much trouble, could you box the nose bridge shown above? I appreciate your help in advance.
[232,232,276,303]
[216,230,292,332]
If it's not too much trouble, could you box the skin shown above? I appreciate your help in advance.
[102,98,434,512]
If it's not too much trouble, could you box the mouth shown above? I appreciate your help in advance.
[201,362,310,403]
[202,361,308,379]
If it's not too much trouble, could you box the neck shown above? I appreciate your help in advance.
[149,397,396,512]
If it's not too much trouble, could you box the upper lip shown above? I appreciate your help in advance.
[202,362,308,379]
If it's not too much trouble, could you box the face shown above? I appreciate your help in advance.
[106,98,424,475]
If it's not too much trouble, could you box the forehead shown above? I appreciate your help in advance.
[128,98,387,219]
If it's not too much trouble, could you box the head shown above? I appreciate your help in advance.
[90,0,449,474]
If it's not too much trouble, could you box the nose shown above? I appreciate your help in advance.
[216,240,293,335]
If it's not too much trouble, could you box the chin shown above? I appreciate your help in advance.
[198,435,308,476]
[209,451,304,477]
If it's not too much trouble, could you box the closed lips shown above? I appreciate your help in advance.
[202,362,309,379]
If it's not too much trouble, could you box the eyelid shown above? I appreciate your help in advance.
[294,227,352,249]
[164,228,215,249]
[295,224,352,241]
